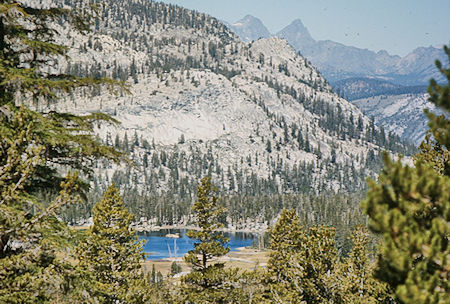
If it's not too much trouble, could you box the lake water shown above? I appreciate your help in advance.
[139,229,256,260]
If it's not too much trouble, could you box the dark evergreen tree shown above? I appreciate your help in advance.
[267,209,303,283]
[0,1,125,302]
[266,209,343,303]
[77,185,150,303]
[265,209,304,302]
[181,177,240,303]
[362,45,450,304]
[339,226,392,303]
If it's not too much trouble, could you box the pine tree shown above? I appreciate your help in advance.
[339,226,392,304]
[77,185,149,303]
[414,131,449,175]
[0,2,126,301]
[170,261,182,277]
[426,45,450,157]
[362,45,450,303]
[0,109,91,302]
[266,210,342,303]
[181,177,241,303]
[0,0,126,193]
[295,226,342,304]
[267,209,303,283]
[265,209,304,303]
[363,153,449,304]
[184,177,229,270]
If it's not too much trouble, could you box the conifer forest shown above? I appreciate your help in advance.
[0,0,448,303]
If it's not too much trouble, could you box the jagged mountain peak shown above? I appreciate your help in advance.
[284,19,310,33]
[393,45,446,84]
[276,19,315,50]
[400,45,445,64]
[229,14,271,42]
[234,14,263,24]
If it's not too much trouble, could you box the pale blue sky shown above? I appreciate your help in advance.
[158,0,450,57]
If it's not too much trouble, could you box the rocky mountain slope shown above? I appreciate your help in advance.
[332,78,433,145]
[226,15,444,146]
[351,93,441,145]
[333,78,427,101]
[30,0,414,224]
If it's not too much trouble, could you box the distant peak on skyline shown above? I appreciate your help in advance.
[229,14,270,42]
[277,18,315,49]
[236,15,261,23]
[229,15,317,46]
[231,14,268,29]
[288,19,308,30]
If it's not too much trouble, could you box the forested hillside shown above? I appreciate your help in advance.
[29,0,416,228]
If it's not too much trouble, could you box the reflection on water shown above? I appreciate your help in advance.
[139,229,256,260]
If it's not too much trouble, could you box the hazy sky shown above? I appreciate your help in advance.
[158,0,450,57]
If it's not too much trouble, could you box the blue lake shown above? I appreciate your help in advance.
[139,229,256,260]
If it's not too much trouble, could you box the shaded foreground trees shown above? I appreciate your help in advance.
[0,0,126,302]
[338,226,392,304]
[264,211,390,304]
[362,45,450,304]
[0,127,86,302]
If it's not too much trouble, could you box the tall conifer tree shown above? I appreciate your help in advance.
[338,226,392,304]
[181,177,240,303]
[265,209,304,303]
[0,1,126,302]
[266,209,343,303]
[77,185,149,303]
[362,45,450,304]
